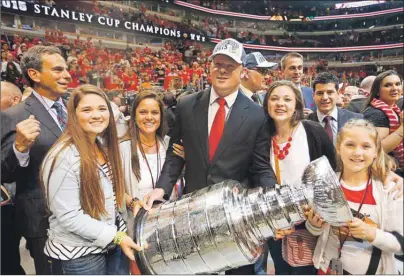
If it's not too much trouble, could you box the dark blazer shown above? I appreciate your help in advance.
[156,88,277,197]
[307,107,363,132]
[302,86,316,111]
[1,93,62,238]
[346,97,368,113]
[301,120,336,169]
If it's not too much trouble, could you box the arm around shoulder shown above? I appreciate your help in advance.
[250,115,277,188]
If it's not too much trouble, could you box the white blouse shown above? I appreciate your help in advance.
[270,122,311,188]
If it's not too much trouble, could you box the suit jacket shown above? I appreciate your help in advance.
[1,93,62,238]
[346,97,368,113]
[156,88,277,197]
[306,107,363,132]
[302,86,316,110]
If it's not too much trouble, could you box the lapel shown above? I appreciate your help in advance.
[337,108,346,131]
[211,90,249,164]
[24,94,62,138]
[309,111,319,123]
[193,89,210,167]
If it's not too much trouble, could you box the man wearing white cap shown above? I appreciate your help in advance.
[241,52,278,106]
[144,38,277,274]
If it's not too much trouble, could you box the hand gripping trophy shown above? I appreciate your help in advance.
[133,156,353,274]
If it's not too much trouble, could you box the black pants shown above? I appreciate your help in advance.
[225,263,255,275]
[268,239,317,275]
[26,236,50,275]
[1,205,25,275]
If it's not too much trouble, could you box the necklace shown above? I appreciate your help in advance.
[272,136,292,160]
[141,141,157,147]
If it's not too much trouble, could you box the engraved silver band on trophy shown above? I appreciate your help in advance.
[133,156,353,274]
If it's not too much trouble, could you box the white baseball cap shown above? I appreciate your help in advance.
[209,38,246,64]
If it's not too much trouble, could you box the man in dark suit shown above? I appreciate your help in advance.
[1,46,71,274]
[307,72,363,146]
[281,52,316,116]
[144,38,277,275]
[346,75,375,113]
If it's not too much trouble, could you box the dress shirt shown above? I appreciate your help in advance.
[317,107,338,146]
[208,87,238,135]
[13,91,67,167]
[240,84,254,101]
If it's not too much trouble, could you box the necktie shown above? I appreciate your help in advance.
[53,101,67,131]
[323,116,333,142]
[251,93,260,104]
[209,98,226,162]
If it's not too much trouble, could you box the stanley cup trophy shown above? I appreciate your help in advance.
[133,156,353,274]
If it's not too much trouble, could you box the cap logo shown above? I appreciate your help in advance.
[214,40,240,55]
[254,53,267,63]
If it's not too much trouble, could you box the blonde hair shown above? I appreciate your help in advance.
[336,119,396,182]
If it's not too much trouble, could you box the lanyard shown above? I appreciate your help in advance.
[139,138,161,189]
[273,143,282,185]
[337,174,372,259]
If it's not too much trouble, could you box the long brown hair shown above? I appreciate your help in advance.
[41,84,125,219]
[365,70,402,108]
[124,91,167,181]
[263,80,304,136]
[336,119,396,182]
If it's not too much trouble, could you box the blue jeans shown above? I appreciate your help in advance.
[48,247,129,275]
[254,242,268,275]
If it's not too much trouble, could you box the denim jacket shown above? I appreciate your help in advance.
[42,143,118,249]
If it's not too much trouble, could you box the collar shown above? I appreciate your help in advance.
[240,84,254,100]
[32,90,64,111]
[209,87,238,108]
[317,106,338,122]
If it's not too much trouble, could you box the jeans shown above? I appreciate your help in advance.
[48,247,129,275]
[254,242,269,275]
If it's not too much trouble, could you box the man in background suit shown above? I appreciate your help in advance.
[1,81,25,275]
[346,75,376,113]
[240,51,278,106]
[144,38,277,275]
[308,72,362,146]
[1,46,71,274]
[281,52,315,116]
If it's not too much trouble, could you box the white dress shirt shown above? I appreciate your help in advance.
[13,91,67,167]
[208,87,238,135]
[240,84,254,101]
[317,107,338,146]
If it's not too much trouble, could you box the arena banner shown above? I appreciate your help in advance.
[210,38,404,53]
[1,0,208,42]
[173,0,402,21]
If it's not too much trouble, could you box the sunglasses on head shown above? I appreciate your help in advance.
[250,67,269,76]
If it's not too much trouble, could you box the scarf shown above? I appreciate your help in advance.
[371,98,403,169]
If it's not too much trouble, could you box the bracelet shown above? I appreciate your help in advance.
[128,197,139,210]
[113,231,127,245]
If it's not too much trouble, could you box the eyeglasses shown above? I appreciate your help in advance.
[250,67,270,76]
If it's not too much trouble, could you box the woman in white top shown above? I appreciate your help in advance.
[262,80,336,275]
[119,91,184,273]
[306,119,403,274]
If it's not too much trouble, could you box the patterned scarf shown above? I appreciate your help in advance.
[371,98,403,169]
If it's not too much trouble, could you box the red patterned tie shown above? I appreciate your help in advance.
[209,98,226,162]
[323,116,333,142]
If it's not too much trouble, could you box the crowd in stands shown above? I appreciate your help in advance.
[189,0,402,17]
[2,30,403,96]
[213,28,403,47]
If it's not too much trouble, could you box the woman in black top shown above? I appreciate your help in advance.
[363,70,403,176]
